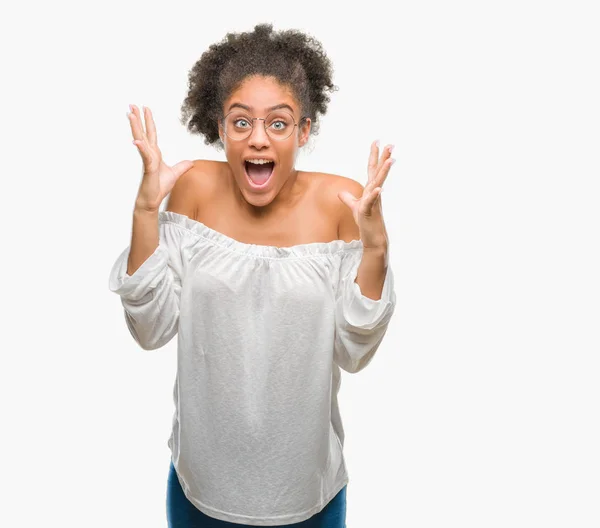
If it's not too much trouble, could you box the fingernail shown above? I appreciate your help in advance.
[389,145,395,153]
[375,140,380,147]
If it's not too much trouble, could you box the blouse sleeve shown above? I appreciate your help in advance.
[333,247,397,373]
[108,220,188,350]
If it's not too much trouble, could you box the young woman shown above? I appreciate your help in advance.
[109,23,396,528]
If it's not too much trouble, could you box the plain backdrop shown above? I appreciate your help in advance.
[1,0,599,526]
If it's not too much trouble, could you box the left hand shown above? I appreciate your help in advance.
[337,140,395,249]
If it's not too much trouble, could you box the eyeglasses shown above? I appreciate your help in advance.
[220,110,308,141]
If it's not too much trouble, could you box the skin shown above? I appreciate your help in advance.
[165,75,394,252]
[217,75,312,218]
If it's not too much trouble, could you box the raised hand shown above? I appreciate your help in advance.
[337,140,395,249]
[128,104,194,212]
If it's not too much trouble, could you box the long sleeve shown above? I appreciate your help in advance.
[333,248,397,373]
[108,221,188,350]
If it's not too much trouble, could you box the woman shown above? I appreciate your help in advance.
[109,23,396,527]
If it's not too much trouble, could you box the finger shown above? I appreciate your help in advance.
[377,144,394,173]
[337,190,358,209]
[132,138,150,164]
[367,140,379,182]
[132,104,148,139]
[128,105,145,141]
[144,106,158,145]
[374,157,395,188]
[367,144,390,191]
[373,187,384,208]
[172,160,195,178]
[363,186,383,213]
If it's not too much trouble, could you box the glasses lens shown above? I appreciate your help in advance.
[222,111,297,141]
[265,111,295,140]
[223,111,253,140]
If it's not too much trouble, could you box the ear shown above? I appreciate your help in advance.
[298,117,311,147]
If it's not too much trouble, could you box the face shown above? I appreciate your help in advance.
[218,75,311,210]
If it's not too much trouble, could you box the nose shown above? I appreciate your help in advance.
[247,119,270,149]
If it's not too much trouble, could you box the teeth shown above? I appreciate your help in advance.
[246,159,273,165]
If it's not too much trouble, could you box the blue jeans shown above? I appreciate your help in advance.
[167,460,347,527]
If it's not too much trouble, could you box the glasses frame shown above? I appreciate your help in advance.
[220,110,309,142]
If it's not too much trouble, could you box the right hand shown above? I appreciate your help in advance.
[128,104,194,212]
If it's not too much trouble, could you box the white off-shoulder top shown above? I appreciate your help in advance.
[108,210,396,526]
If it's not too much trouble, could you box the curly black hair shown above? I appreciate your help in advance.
[179,23,338,150]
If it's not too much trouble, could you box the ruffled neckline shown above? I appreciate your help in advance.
[159,211,363,259]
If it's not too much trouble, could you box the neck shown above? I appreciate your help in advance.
[233,168,304,220]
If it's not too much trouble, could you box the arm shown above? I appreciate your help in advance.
[127,207,159,276]
[108,170,198,350]
[332,248,396,373]
[334,177,396,373]
[338,178,389,301]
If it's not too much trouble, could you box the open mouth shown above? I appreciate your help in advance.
[244,160,275,189]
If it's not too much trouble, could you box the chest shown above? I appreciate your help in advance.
[196,196,339,248]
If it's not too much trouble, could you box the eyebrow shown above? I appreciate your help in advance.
[227,102,295,113]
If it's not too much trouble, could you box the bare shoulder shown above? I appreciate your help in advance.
[318,172,364,198]
[165,159,224,217]
[313,172,364,242]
